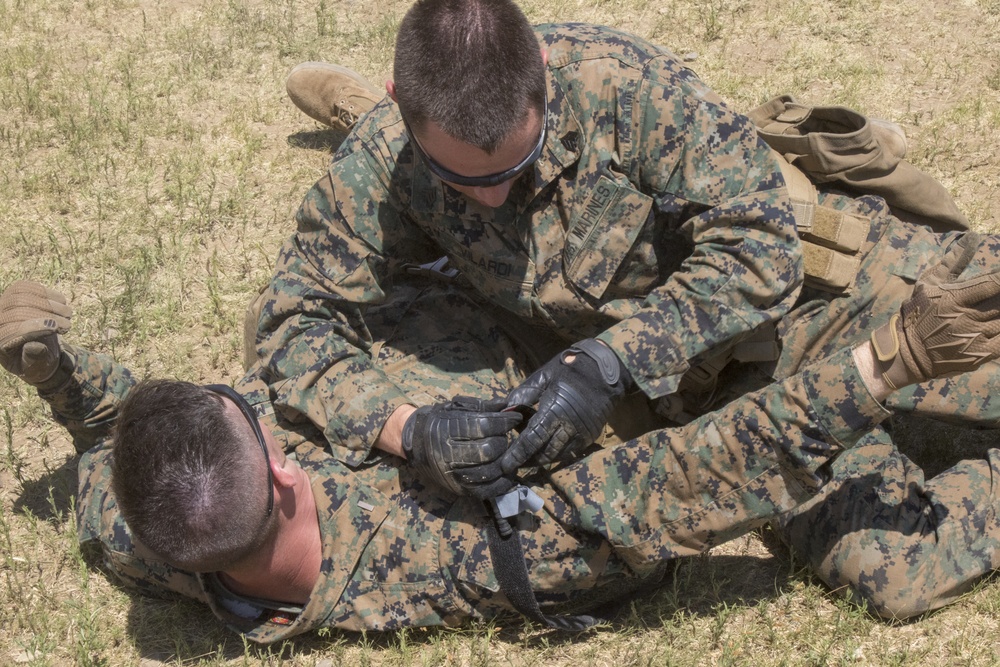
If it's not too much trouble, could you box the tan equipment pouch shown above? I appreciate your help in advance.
[750,94,969,234]
[671,94,971,402]
[750,94,971,292]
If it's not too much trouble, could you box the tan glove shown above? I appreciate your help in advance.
[0,281,72,385]
[871,267,1000,390]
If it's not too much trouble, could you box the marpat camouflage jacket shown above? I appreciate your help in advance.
[257,23,803,465]
[54,342,888,643]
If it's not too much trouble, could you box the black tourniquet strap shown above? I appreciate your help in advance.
[485,516,601,632]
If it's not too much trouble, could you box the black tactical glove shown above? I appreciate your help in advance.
[500,339,633,470]
[0,281,72,386]
[872,264,1000,389]
[401,397,523,496]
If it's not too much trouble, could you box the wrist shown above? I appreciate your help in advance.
[853,341,894,402]
[33,349,76,392]
[376,403,417,458]
[568,338,632,390]
[870,315,925,390]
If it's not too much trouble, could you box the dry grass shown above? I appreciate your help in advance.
[2,0,1000,664]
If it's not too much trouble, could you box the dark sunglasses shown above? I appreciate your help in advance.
[204,384,274,518]
[404,95,548,188]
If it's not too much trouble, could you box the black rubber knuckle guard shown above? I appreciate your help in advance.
[568,338,622,385]
[401,405,434,458]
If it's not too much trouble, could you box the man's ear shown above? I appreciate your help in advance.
[386,80,398,103]
[270,455,297,488]
[541,47,548,66]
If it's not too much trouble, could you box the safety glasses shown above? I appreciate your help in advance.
[203,384,274,518]
[405,94,547,188]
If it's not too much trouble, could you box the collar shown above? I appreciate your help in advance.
[534,69,583,186]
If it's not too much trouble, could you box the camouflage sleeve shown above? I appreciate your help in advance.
[679,343,889,504]
[798,346,891,448]
[257,132,437,467]
[36,344,137,455]
[598,61,802,399]
[752,345,891,489]
[535,345,892,576]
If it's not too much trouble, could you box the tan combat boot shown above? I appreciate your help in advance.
[285,62,383,133]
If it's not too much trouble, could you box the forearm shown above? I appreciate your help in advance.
[684,343,892,496]
[852,341,894,403]
[259,242,413,464]
[266,338,414,465]
[38,344,138,454]
[607,108,802,397]
[666,343,891,493]
[597,207,802,399]
[544,340,896,561]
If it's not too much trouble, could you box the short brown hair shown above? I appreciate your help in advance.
[111,379,277,571]
[393,0,546,153]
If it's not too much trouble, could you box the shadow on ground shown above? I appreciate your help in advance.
[288,129,349,153]
[119,549,801,663]
[10,454,78,520]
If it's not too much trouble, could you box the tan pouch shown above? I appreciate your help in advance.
[750,94,969,234]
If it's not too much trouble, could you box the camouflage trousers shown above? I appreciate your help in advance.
[764,205,1000,619]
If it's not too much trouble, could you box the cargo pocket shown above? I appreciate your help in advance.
[331,488,465,630]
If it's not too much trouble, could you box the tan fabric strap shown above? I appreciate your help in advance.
[732,321,780,363]
[772,150,868,289]
[773,150,818,233]
[810,207,869,254]
[802,242,862,290]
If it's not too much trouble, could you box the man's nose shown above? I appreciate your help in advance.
[470,180,514,208]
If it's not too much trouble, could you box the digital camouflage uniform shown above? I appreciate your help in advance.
[760,202,1000,618]
[256,22,802,468]
[56,280,893,642]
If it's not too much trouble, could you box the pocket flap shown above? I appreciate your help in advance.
[564,174,653,300]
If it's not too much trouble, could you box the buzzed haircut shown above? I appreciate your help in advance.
[393,0,546,153]
[111,379,276,572]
